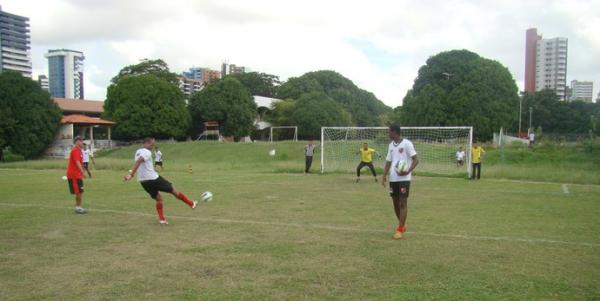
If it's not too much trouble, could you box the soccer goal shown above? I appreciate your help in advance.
[320,126,473,176]
[269,126,298,142]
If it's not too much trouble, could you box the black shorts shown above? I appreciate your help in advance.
[155,161,163,166]
[389,181,410,198]
[140,176,173,199]
[83,162,89,169]
[67,179,84,195]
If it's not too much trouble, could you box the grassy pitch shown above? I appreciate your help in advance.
[1,142,599,300]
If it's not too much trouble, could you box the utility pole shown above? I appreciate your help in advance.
[518,96,523,136]
[529,107,533,132]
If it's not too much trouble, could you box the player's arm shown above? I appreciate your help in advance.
[124,157,144,181]
[75,160,86,178]
[382,160,391,187]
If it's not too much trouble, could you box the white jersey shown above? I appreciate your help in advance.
[155,150,162,162]
[135,148,159,181]
[386,138,417,182]
[83,149,92,163]
[456,151,465,161]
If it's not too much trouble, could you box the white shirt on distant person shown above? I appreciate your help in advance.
[83,149,92,163]
[456,150,465,161]
[155,150,162,162]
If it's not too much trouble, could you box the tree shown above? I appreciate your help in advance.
[103,74,190,140]
[229,72,280,97]
[0,71,62,158]
[267,99,296,126]
[400,50,519,141]
[111,59,178,85]
[289,92,351,138]
[277,70,391,125]
[188,77,257,138]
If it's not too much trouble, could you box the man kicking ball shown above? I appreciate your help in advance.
[382,125,419,240]
[124,137,197,225]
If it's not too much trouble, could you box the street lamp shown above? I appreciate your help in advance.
[529,107,533,132]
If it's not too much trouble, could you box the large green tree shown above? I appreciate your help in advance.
[111,59,178,85]
[229,72,280,97]
[0,71,62,158]
[188,77,257,138]
[104,74,190,139]
[400,50,519,141]
[289,92,352,138]
[277,70,391,126]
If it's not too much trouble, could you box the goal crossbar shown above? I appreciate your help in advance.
[269,126,298,142]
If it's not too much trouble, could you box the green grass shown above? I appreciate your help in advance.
[0,141,600,300]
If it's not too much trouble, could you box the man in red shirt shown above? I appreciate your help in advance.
[67,136,87,214]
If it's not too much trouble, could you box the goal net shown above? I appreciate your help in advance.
[320,126,473,176]
[269,126,298,142]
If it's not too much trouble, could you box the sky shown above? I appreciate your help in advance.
[3,0,600,107]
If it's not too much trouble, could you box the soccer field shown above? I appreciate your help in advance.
[1,165,600,300]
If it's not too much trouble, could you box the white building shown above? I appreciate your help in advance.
[569,80,593,103]
[38,75,49,91]
[45,49,85,99]
[177,76,203,97]
[0,6,32,77]
[534,36,568,100]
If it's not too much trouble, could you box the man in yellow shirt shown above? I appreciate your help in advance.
[471,142,485,180]
[356,143,380,183]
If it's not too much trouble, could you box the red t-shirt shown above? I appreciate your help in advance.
[67,146,83,179]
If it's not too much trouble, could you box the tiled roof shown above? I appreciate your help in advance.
[60,114,115,125]
[54,98,104,113]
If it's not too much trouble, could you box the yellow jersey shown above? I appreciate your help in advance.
[472,146,485,164]
[359,148,376,163]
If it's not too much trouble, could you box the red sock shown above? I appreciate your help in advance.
[177,192,194,207]
[156,202,165,221]
[397,225,406,233]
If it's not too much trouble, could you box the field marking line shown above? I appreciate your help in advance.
[1,202,599,248]
[562,184,570,195]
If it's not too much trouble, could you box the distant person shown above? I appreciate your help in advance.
[304,141,319,174]
[154,147,163,171]
[471,143,485,180]
[382,125,419,240]
[456,146,465,168]
[356,143,380,183]
[67,136,87,214]
[529,131,535,148]
[124,137,198,225]
[82,143,94,178]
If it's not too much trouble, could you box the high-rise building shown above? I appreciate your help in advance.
[0,5,32,78]
[221,62,246,76]
[182,67,221,84]
[38,75,49,91]
[569,80,593,103]
[45,49,85,99]
[177,76,203,97]
[524,28,568,100]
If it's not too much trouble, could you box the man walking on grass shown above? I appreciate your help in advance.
[124,137,198,225]
[382,125,418,240]
[66,136,87,214]
[304,140,318,174]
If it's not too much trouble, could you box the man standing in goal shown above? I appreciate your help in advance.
[382,125,419,240]
[356,143,379,183]
[304,140,318,174]
[124,137,198,225]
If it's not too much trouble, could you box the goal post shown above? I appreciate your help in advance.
[320,126,473,177]
[269,126,298,142]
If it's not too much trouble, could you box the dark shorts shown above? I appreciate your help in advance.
[140,176,173,199]
[67,179,84,195]
[457,160,464,164]
[155,161,163,166]
[389,181,410,198]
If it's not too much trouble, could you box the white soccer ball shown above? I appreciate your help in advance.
[61,176,67,180]
[395,160,408,174]
[269,149,276,156]
[200,191,213,202]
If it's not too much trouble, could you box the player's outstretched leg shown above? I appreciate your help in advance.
[392,196,407,239]
[155,193,167,224]
[171,187,197,209]
[356,162,363,183]
[367,163,377,182]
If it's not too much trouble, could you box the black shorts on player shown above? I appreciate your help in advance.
[389,181,410,198]
[67,179,84,195]
[155,161,163,167]
[83,162,89,169]
[140,176,173,199]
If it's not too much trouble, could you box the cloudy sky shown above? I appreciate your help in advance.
[4,0,600,107]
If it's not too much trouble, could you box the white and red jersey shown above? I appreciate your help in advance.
[386,139,417,182]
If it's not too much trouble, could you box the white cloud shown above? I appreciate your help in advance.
[4,0,600,105]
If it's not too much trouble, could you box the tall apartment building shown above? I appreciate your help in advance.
[569,80,593,103]
[177,76,203,97]
[524,28,568,100]
[45,49,85,99]
[38,74,49,91]
[182,67,221,84]
[0,5,32,77]
[221,62,246,76]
